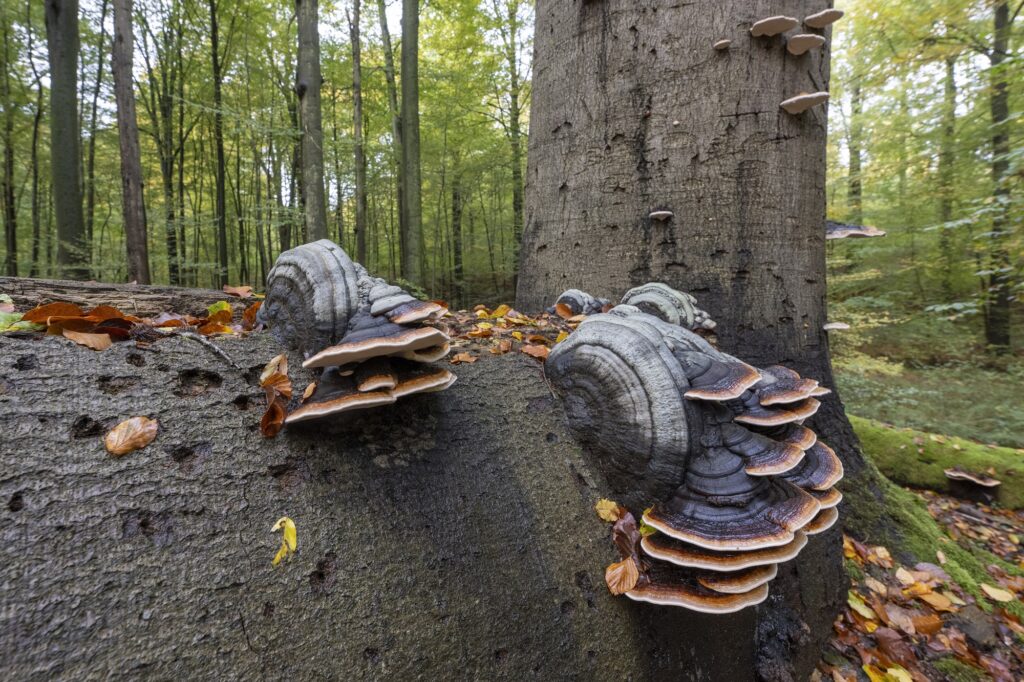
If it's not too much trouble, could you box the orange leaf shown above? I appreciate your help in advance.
[22,301,84,322]
[911,613,943,636]
[223,284,254,298]
[605,558,640,595]
[206,308,234,325]
[521,344,549,360]
[104,416,159,456]
[197,322,234,336]
[84,305,127,322]
[918,591,954,612]
[49,317,99,333]
[554,302,573,319]
[242,301,262,330]
[63,329,112,351]
[301,382,316,402]
[260,354,289,385]
[261,394,287,438]
[451,352,478,364]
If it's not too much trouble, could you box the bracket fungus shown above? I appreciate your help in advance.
[546,288,611,316]
[546,296,842,613]
[826,221,887,240]
[713,39,732,51]
[786,33,826,55]
[804,8,844,29]
[259,239,454,425]
[649,210,675,221]
[620,282,717,331]
[750,16,798,38]
[780,91,830,114]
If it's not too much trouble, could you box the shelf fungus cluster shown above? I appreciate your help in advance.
[546,290,843,613]
[257,239,455,425]
[550,282,716,333]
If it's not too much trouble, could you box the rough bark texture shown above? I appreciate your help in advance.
[2,17,17,277]
[296,0,328,242]
[112,0,152,284]
[44,0,88,278]
[517,2,852,678]
[0,325,841,680]
[0,276,250,317]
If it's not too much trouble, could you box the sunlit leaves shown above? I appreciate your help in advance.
[104,416,159,456]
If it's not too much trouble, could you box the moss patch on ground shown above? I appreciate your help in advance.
[851,415,1024,509]
[932,657,990,682]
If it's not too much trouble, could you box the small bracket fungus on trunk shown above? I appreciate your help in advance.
[823,322,850,331]
[804,8,845,29]
[620,282,716,331]
[545,290,842,613]
[258,239,454,425]
[780,91,830,114]
[649,210,675,221]
[786,33,826,55]
[825,220,887,239]
[944,467,1001,504]
[713,39,732,51]
[750,16,798,38]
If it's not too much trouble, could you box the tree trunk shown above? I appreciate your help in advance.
[85,0,109,264]
[847,81,863,226]
[296,0,328,243]
[452,169,464,308]
[112,0,152,284]
[0,301,839,680]
[27,0,45,278]
[377,0,405,254]
[1,17,17,277]
[208,0,229,287]
[45,0,88,279]
[984,1,1012,351]
[350,3,368,263]
[400,0,423,284]
[516,3,862,677]
[937,56,956,301]
[497,0,525,255]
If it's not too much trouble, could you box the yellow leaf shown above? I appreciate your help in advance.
[490,304,511,319]
[936,550,946,564]
[555,330,569,343]
[476,322,494,330]
[104,416,159,456]
[980,583,1015,602]
[638,520,657,537]
[511,331,524,341]
[847,591,877,620]
[605,558,639,595]
[918,591,954,612]
[886,666,913,682]
[595,498,622,522]
[271,516,297,565]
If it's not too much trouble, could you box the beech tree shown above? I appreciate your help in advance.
[296,0,328,242]
[400,0,423,283]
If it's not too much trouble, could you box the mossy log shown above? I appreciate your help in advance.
[0,301,843,680]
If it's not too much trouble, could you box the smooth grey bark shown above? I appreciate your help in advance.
[400,0,423,284]
[516,3,856,678]
[44,0,88,279]
[208,0,228,287]
[350,2,368,263]
[296,0,328,243]
[112,0,152,284]
[85,0,109,259]
[0,316,842,681]
[1,16,16,276]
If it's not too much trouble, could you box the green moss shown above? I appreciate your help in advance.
[851,415,1024,509]
[841,460,1024,620]
[932,657,988,682]
[844,558,864,582]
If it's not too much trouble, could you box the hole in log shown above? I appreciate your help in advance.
[72,415,107,439]
[232,394,256,411]
[363,648,382,665]
[574,571,597,609]
[267,458,311,493]
[122,510,175,547]
[8,491,25,512]
[174,369,223,397]
[243,365,265,387]
[494,649,509,664]
[309,552,338,594]
[126,352,146,367]
[13,355,38,371]
[98,375,140,395]
[165,442,212,475]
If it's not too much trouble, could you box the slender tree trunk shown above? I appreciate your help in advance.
[27,0,45,277]
[45,0,88,279]
[175,11,187,285]
[1,19,17,276]
[296,0,328,241]
[400,0,423,284]
[451,170,464,308]
[84,0,109,264]
[377,0,405,250]
[847,81,863,226]
[938,56,957,302]
[208,0,228,286]
[112,0,152,283]
[349,4,368,263]
[985,1,1012,351]
[497,0,525,254]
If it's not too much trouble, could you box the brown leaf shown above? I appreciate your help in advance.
[260,353,289,384]
[242,301,262,330]
[260,393,287,438]
[301,381,316,402]
[520,344,549,360]
[197,322,234,336]
[63,329,113,351]
[910,613,943,636]
[918,591,954,612]
[104,416,159,456]
[450,352,479,364]
[223,284,254,298]
[490,339,513,355]
[22,301,84,322]
[554,302,573,319]
[605,558,639,595]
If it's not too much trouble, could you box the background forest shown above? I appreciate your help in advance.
[0,1,1021,445]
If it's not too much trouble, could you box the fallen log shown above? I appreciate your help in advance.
[0,275,250,316]
[0,283,843,680]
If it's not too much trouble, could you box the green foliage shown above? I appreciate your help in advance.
[851,415,1024,508]
[932,657,990,682]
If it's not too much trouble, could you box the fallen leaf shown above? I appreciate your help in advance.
[511,331,524,341]
[271,516,297,565]
[260,393,287,438]
[22,301,84,322]
[895,567,916,586]
[595,498,622,522]
[521,344,549,360]
[62,329,112,351]
[260,353,289,385]
[865,577,888,595]
[301,382,316,402]
[555,330,569,343]
[605,558,639,595]
[911,613,943,635]
[242,301,262,330]
[980,583,1015,602]
[223,284,254,298]
[490,303,511,318]
[104,416,158,456]
[918,591,954,612]
[554,303,574,319]
[450,352,478,364]
[848,591,878,620]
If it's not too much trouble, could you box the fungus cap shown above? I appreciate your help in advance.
[944,468,1001,488]
[804,506,839,535]
[713,39,732,50]
[804,8,844,29]
[285,369,397,424]
[303,315,450,368]
[787,33,826,55]
[626,563,770,613]
[641,531,809,571]
[750,15,799,37]
[697,564,778,594]
[780,92,830,114]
